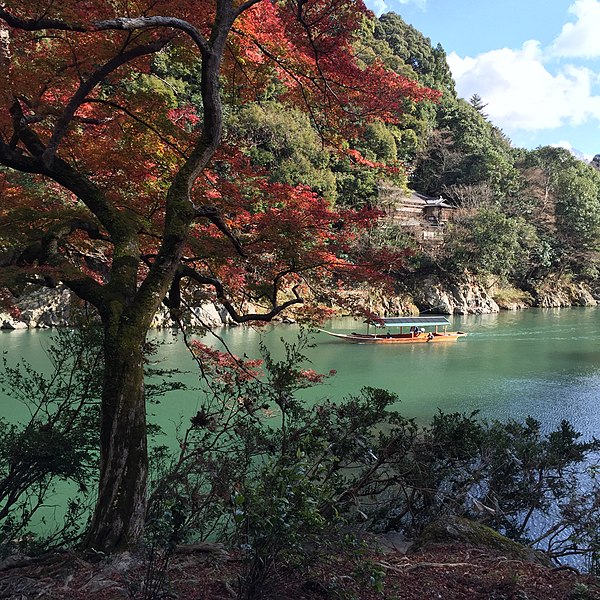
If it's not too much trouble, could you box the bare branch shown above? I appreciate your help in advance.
[9,99,47,157]
[233,0,263,19]
[175,265,303,323]
[0,6,85,32]
[194,206,246,257]
[0,8,211,55]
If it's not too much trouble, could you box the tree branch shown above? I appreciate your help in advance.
[94,16,210,55]
[86,99,189,160]
[0,222,107,307]
[233,0,263,19]
[0,6,85,32]
[194,206,246,257]
[1,104,137,245]
[9,99,47,157]
[0,7,211,55]
[42,37,171,165]
[174,265,304,323]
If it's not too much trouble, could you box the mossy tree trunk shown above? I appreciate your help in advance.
[81,19,233,551]
[84,322,149,552]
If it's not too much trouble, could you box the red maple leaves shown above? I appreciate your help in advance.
[0,0,438,319]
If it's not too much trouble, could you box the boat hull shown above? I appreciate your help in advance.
[319,330,467,344]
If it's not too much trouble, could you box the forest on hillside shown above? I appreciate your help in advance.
[3,8,600,316]
[230,11,600,302]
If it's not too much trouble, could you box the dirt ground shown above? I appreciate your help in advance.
[1,539,599,600]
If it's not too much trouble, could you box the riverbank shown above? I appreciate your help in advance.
[1,274,598,330]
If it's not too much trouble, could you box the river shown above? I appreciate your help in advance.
[2,307,600,541]
[2,307,600,439]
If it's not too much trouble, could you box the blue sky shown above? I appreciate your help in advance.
[364,0,600,159]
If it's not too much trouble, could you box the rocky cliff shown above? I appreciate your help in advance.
[0,286,72,329]
[530,277,598,308]
[1,275,598,329]
[0,286,230,330]
[411,275,500,314]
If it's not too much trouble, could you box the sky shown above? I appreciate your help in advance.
[364,0,600,160]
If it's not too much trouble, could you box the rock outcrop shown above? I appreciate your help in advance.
[0,286,238,330]
[0,286,72,329]
[150,303,229,329]
[532,278,598,308]
[334,277,500,317]
[1,274,598,329]
[412,275,500,314]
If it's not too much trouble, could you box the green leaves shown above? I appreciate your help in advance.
[228,102,337,201]
[0,323,102,550]
[444,207,539,278]
[555,162,600,251]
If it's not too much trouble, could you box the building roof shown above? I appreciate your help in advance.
[401,191,454,210]
[367,316,451,328]
[424,198,454,209]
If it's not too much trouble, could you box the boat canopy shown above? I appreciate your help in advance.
[368,316,451,328]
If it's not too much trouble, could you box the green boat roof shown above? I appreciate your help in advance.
[368,316,451,328]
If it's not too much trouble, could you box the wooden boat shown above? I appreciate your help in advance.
[319,316,467,344]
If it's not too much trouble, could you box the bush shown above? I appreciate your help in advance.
[145,330,600,598]
[0,318,186,555]
[3,325,599,587]
[0,323,102,553]
[492,286,533,308]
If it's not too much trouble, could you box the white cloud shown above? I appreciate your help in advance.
[552,0,600,58]
[552,140,575,150]
[391,0,427,8]
[369,0,389,16]
[366,0,426,16]
[447,41,600,133]
[551,140,593,161]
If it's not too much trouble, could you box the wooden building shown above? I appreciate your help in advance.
[387,190,455,242]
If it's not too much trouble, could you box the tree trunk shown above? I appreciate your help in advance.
[84,326,148,552]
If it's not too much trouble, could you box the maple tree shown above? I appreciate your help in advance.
[0,0,437,552]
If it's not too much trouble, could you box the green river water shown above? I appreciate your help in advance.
[150,307,600,438]
[1,307,600,535]
[2,307,600,438]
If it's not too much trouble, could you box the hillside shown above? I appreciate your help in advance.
[227,10,600,309]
